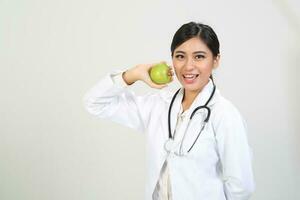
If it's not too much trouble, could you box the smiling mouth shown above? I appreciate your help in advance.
[182,74,199,80]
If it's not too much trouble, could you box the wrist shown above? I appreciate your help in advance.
[122,69,138,85]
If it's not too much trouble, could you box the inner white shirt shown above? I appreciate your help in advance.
[152,104,190,200]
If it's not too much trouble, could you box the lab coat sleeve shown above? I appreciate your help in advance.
[83,70,155,133]
[214,103,255,200]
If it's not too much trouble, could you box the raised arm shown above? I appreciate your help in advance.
[83,62,173,133]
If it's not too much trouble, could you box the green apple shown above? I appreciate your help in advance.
[149,63,171,84]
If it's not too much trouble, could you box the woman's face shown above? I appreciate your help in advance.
[172,37,220,94]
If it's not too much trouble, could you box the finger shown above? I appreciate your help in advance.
[167,68,174,76]
[167,71,174,76]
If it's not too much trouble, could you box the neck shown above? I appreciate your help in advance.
[182,79,210,111]
[183,89,199,104]
[182,88,202,112]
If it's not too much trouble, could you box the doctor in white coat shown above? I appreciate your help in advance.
[83,22,255,200]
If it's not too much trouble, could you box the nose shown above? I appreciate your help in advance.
[183,57,195,71]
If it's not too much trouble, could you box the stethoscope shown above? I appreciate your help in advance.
[164,79,216,156]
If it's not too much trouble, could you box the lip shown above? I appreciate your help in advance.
[182,74,199,84]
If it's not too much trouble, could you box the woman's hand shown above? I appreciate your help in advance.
[122,61,174,89]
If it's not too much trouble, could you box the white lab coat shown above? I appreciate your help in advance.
[83,70,255,200]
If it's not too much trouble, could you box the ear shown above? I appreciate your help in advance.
[213,54,220,69]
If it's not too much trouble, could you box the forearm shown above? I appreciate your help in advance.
[122,67,139,85]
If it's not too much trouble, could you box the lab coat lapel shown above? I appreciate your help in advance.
[169,88,184,138]
[181,78,218,153]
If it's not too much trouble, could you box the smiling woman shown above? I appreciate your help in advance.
[83,21,255,200]
[173,37,219,111]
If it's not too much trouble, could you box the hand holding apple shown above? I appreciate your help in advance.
[149,62,173,84]
[122,61,173,89]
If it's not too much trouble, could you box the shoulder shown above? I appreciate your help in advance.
[213,95,241,115]
[211,92,247,128]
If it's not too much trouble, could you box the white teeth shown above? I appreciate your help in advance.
[184,75,195,78]
[183,74,198,79]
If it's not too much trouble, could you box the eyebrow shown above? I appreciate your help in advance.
[174,50,207,54]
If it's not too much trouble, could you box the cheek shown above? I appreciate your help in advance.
[199,61,214,73]
[172,62,180,74]
[206,58,215,67]
[174,68,181,78]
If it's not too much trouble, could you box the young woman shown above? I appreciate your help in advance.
[83,22,255,200]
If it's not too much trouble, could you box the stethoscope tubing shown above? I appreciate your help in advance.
[167,79,216,156]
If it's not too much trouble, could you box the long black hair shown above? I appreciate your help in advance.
[170,22,220,80]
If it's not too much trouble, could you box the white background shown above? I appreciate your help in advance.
[0,0,299,199]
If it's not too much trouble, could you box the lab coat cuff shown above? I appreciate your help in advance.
[111,70,129,88]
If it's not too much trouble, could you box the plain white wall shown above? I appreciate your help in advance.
[1,0,299,199]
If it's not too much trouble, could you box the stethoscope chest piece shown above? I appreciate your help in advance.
[164,139,176,153]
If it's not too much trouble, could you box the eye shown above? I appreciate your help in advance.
[195,55,205,59]
[175,54,184,59]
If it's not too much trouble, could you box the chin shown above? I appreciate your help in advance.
[180,75,209,88]
[180,80,207,94]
